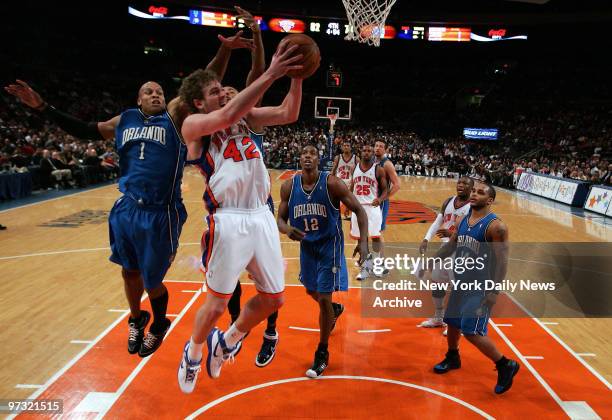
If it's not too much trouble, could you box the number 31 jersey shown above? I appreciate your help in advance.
[196,119,270,212]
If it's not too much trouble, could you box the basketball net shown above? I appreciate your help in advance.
[342,0,397,47]
[328,113,338,134]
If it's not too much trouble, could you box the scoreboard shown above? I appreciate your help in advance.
[129,5,528,43]
[427,27,471,42]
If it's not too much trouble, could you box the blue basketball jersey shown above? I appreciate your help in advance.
[115,108,186,206]
[377,156,390,167]
[289,171,342,243]
[454,210,498,284]
[249,129,265,157]
[377,156,391,191]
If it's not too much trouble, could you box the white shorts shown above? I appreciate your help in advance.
[203,206,284,297]
[350,204,382,239]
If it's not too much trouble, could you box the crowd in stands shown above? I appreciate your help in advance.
[1,62,610,197]
[263,107,611,188]
[2,95,611,198]
[1,99,120,190]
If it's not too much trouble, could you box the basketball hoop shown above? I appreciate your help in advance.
[328,113,338,134]
[342,0,397,47]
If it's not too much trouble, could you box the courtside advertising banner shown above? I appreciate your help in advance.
[584,185,612,216]
[555,180,579,204]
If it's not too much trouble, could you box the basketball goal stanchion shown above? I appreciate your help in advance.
[342,0,398,47]
[328,113,338,134]
[325,114,339,169]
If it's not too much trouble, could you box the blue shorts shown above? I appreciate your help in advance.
[267,195,275,215]
[443,291,489,336]
[109,196,187,290]
[299,238,348,293]
[380,199,390,231]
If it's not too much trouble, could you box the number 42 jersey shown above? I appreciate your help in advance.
[196,119,270,212]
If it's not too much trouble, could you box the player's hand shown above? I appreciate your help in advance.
[436,228,452,238]
[286,226,305,241]
[352,240,369,266]
[419,239,428,255]
[476,293,498,316]
[234,6,260,32]
[4,80,45,110]
[266,43,302,79]
[372,198,381,207]
[218,30,255,50]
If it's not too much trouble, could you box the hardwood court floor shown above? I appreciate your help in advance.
[0,168,610,418]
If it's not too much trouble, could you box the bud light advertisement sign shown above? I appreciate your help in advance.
[463,128,498,140]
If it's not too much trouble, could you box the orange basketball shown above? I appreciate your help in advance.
[277,34,321,79]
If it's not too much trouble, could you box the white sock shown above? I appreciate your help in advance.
[224,324,246,348]
[188,337,203,362]
[372,251,381,260]
[433,297,445,319]
[263,331,278,340]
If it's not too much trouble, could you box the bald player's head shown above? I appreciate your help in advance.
[137,81,166,115]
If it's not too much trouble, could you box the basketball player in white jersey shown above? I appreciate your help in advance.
[332,140,359,220]
[351,144,388,280]
[176,43,304,393]
[222,11,283,368]
[418,176,474,331]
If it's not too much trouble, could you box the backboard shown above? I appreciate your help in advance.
[314,96,352,120]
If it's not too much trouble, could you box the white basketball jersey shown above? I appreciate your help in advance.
[441,196,471,242]
[206,119,270,210]
[337,154,356,185]
[352,162,378,205]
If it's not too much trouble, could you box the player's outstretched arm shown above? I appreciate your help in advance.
[166,97,191,132]
[432,216,462,261]
[205,30,254,81]
[331,155,340,176]
[277,178,305,241]
[478,219,509,309]
[488,219,509,287]
[239,7,266,90]
[182,43,302,145]
[328,175,369,265]
[421,196,453,254]
[384,160,401,197]
[239,6,266,131]
[4,80,115,141]
[372,166,388,207]
[246,78,303,128]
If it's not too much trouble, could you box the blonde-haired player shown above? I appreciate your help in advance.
[177,42,303,393]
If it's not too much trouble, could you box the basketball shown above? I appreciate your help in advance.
[277,34,321,79]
